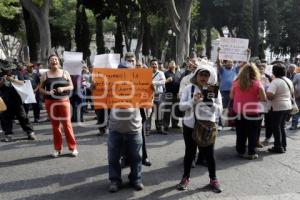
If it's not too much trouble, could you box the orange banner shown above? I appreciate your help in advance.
[92,68,153,109]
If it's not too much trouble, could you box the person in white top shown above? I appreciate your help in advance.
[266,63,293,153]
[176,66,222,193]
[147,58,166,134]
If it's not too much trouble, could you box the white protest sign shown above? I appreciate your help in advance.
[210,39,220,62]
[63,51,83,75]
[12,80,36,104]
[265,65,273,76]
[219,37,249,62]
[93,54,120,68]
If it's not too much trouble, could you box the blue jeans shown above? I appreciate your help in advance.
[108,130,143,184]
[291,100,300,127]
[221,91,230,108]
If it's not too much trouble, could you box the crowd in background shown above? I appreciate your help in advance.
[1,52,300,193]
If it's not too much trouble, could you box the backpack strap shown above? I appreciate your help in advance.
[280,77,294,98]
[152,71,159,80]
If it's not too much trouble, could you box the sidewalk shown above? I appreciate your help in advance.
[1,115,300,200]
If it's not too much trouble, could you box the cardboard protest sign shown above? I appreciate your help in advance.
[92,68,153,109]
[63,51,83,75]
[265,65,273,76]
[12,80,36,104]
[219,37,249,62]
[93,54,120,68]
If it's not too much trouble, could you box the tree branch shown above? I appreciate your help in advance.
[42,0,50,16]
[20,0,43,22]
[165,0,180,33]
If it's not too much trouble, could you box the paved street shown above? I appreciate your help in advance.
[1,111,300,200]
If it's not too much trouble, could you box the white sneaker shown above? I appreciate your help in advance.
[70,149,78,157]
[51,150,61,158]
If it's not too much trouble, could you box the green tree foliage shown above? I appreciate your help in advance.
[50,0,76,50]
[0,0,19,19]
[278,0,300,56]
[0,0,21,35]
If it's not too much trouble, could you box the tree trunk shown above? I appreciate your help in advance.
[20,0,51,66]
[114,20,123,57]
[96,16,105,54]
[205,27,212,59]
[75,1,91,61]
[252,0,259,57]
[22,6,39,63]
[142,19,151,56]
[135,12,146,59]
[166,0,192,66]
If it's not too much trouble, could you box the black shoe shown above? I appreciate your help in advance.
[157,130,168,135]
[142,158,152,166]
[172,125,181,129]
[268,147,285,154]
[3,135,13,142]
[97,128,105,136]
[132,183,144,191]
[163,127,169,131]
[109,181,120,193]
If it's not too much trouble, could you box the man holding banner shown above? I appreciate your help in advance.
[94,52,153,192]
[0,61,37,142]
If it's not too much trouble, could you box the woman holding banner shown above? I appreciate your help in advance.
[40,55,78,158]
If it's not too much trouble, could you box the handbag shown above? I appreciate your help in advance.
[192,120,217,147]
[0,97,7,112]
[280,78,299,115]
[221,100,236,127]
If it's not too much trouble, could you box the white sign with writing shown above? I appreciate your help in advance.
[63,51,83,75]
[12,80,36,104]
[219,37,249,62]
[93,54,120,68]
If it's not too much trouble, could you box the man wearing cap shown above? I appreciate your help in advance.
[0,60,37,142]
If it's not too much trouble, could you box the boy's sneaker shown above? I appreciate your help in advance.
[3,135,13,142]
[109,181,120,193]
[176,177,190,190]
[289,125,297,130]
[70,149,79,157]
[51,150,61,158]
[210,179,223,193]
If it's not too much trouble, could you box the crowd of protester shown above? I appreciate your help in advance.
[1,51,300,194]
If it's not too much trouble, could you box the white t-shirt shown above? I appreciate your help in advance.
[267,77,292,111]
[152,70,166,94]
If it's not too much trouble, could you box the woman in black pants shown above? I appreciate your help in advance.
[266,63,292,153]
[176,66,222,193]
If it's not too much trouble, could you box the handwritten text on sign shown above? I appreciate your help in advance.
[92,68,153,109]
[219,37,249,62]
